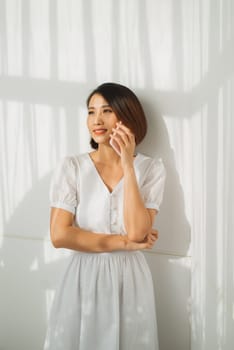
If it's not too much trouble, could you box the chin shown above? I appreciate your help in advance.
[92,135,110,144]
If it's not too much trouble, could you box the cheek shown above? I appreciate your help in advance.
[109,116,119,127]
[87,117,92,130]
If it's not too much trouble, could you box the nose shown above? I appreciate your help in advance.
[93,110,103,124]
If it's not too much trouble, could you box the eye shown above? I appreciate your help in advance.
[103,108,112,114]
[88,110,94,115]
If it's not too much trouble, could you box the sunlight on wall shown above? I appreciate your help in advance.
[0,101,32,226]
[216,86,226,346]
[214,80,233,350]
[91,0,113,83]
[160,2,234,348]
[30,257,39,271]
[57,0,86,82]
[5,0,22,76]
[29,0,50,79]
[0,102,70,233]
[146,1,175,90]
[4,0,51,78]
[77,107,91,153]
[182,0,210,90]
[218,0,232,52]
[43,241,71,265]
[45,289,55,322]
[169,256,191,269]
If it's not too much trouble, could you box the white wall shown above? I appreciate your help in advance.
[0,1,233,350]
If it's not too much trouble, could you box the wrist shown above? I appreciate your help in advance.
[118,234,129,251]
[105,234,128,252]
[122,164,135,175]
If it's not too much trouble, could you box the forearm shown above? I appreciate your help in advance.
[123,166,151,242]
[51,224,128,253]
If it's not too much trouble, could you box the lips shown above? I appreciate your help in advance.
[93,128,107,135]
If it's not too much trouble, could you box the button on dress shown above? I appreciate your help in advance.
[44,152,166,350]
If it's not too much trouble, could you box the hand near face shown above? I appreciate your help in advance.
[110,121,136,169]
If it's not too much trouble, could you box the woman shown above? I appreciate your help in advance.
[44,82,166,350]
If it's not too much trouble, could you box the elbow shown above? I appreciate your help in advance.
[127,234,142,243]
[51,237,62,249]
[127,226,151,242]
[127,232,145,242]
[125,212,152,242]
[50,228,65,248]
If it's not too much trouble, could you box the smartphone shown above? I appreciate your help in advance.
[109,138,121,156]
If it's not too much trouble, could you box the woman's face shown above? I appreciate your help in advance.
[87,93,119,146]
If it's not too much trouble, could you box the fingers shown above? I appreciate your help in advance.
[127,237,156,251]
[116,122,134,139]
[148,235,156,246]
[111,122,135,148]
[110,131,127,149]
[125,229,159,251]
[126,239,149,251]
[145,229,159,249]
[151,229,159,239]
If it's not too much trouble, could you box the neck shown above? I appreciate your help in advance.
[92,144,121,164]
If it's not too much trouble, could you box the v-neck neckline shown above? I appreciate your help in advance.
[86,153,139,195]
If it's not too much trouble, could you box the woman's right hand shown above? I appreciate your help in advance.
[125,229,159,251]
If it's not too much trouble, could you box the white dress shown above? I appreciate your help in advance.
[44,152,166,350]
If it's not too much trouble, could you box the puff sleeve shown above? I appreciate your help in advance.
[141,158,166,211]
[49,156,78,215]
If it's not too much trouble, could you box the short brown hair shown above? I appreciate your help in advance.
[86,82,147,149]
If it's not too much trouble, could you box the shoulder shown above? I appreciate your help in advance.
[56,153,89,169]
[52,154,82,180]
[136,153,166,176]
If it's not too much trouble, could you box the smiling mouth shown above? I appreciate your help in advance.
[93,129,107,135]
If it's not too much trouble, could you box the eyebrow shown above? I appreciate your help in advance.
[88,104,111,109]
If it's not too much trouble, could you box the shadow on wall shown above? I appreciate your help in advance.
[138,98,191,256]
[138,100,191,350]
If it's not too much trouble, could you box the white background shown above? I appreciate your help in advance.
[0,1,233,350]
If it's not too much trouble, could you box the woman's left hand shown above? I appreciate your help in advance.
[126,229,159,249]
[144,229,159,248]
[110,121,136,169]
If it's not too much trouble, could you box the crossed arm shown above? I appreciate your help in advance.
[50,207,158,253]
[51,123,159,253]
[50,153,158,252]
